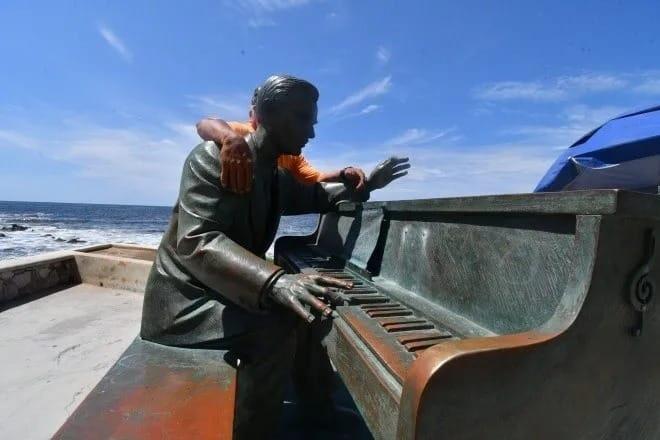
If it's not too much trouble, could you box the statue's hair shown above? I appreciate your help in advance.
[250,86,260,106]
[255,75,318,117]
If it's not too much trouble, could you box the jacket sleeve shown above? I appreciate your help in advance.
[278,167,370,215]
[290,155,324,184]
[174,142,284,311]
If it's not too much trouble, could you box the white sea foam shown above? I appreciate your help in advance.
[0,208,318,261]
[0,224,165,260]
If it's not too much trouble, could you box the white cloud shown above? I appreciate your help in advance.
[232,0,316,28]
[186,95,249,120]
[634,79,660,95]
[385,128,455,146]
[329,76,392,114]
[308,103,631,201]
[98,24,132,62]
[235,0,312,12]
[1,120,203,204]
[360,104,380,114]
[247,17,277,28]
[474,73,627,102]
[305,137,558,201]
[0,129,38,150]
[502,104,625,148]
[475,81,565,101]
[376,46,391,64]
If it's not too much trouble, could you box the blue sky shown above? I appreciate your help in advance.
[2,0,660,205]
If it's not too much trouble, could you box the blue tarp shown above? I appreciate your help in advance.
[534,105,660,192]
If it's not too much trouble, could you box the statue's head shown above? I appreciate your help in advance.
[254,75,318,156]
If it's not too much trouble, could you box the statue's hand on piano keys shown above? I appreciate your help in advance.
[268,274,353,323]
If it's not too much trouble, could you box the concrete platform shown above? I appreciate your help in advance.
[0,283,143,440]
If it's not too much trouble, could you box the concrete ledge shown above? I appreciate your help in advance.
[0,255,79,305]
[0,244,157,302]
[73,252,152,294]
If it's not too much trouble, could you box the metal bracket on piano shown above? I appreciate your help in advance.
[629,229,657,337]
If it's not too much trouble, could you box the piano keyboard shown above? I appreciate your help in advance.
[281,245,458,381]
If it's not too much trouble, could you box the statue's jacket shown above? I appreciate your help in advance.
[140,141,366,347]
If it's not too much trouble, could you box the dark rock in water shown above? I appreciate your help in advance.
[67,238,86,244]
[55,238,66,242]
[2,224,28,232]
[0,233,5,238]
[43,234,54,238]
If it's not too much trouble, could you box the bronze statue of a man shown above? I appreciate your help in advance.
[140,74,409,438]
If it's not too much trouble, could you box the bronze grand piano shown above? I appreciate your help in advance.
[275,190,660,440]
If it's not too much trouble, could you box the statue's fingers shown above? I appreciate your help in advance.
[235,160,247,194]
[226,160,239,192]
[304,282,329,297]
[325,288,349,306]
[299,291,332,317]
[221,161,231,189]
[392,163,411,174]
[311,275,353,289]
[286,297,316,323]
[390,171,408,181]
[391,156,409,164]
[244,159,253,192]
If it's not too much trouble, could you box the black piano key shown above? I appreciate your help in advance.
[360,303,401,310]
[343,288,379,294]
[375,316,426,326]
[383,322,435,332]
[367,309,414,318]
[395,330,452,344]
[347,294,389,304]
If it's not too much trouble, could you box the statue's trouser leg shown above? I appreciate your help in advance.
[231,319,297,440]
[292,317,336,413]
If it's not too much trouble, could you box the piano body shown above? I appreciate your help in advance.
[275,190,660,440]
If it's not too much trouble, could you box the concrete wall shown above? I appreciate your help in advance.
[0,244,157,305]
[0,254,79,305]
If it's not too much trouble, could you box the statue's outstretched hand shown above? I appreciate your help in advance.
[366,156,410,191]
[220,135,253,194]
[268,274,352,323]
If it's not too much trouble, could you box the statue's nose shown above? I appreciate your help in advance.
[308,126,316,139]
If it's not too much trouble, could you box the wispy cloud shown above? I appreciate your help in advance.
[235,0,312,12]
[329,76,392,114]
[309,103,629,201]
[474,73,627,102]
[186,94,249,120]
[634,78,660,95]
[232,0,316,27]
[385,128,456,146]
[0,129,38,150]
[360,104,380,115]
[36,121,199,203]
[376,46,391,64]
[305,137,557,201]
[98,24,132,62]
[247,17,277,28]
[501,104,625,148]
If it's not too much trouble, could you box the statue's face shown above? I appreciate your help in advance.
[266,92,317,156]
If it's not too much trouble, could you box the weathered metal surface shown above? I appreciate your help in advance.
[276,190,660,439]
[53,338,236,440]
[325,317,402,440]
[340,306,415,382]
[629,229,657,336]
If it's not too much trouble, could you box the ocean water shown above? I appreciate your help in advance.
[0,201,318,261]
